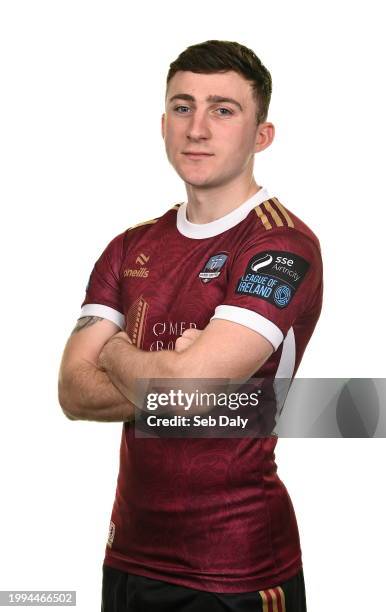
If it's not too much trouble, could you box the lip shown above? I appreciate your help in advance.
[182,152,214,159]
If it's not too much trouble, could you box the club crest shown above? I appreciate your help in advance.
[198,253,228,284]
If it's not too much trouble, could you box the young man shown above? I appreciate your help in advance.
[59,40,323,612]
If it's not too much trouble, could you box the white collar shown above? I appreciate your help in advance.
[176,187,270,239]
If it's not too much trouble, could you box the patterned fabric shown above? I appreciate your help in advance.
[82,190,322,592]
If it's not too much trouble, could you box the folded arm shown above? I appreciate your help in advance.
[58,316,136,422]
[98,318,273,411]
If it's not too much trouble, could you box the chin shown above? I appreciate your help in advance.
[175,168,218,188]
[185,176,229,190]
[184,178,213,188]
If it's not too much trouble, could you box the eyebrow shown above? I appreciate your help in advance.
[168,93,243,111]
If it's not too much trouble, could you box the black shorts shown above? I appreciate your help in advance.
[101,564,307,611]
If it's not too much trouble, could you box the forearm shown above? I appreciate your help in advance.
[99,337,180,407]
[98,325,272,419]
[59,360,136,422]
[98,337,232,417]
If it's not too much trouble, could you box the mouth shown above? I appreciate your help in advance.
[182,152,214,160]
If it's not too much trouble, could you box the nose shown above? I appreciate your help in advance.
[186,110,211,141]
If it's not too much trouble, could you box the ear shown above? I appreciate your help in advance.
[161,113,165,140]
[255,122,275,154]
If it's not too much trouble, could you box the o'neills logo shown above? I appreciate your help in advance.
[123,253,150,278]
[123,267,149,278]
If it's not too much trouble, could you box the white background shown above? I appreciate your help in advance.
[1,1,385,610]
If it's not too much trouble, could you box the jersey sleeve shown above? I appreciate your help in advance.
[211,229,323,350]
[79,231,127,329]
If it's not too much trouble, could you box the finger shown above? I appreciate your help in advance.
[181,328,202,339]
[175,337,193,353]
[113,331,131,342]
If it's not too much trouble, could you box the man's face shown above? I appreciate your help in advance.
[162,70,266,189]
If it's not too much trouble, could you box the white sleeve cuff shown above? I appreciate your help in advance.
[79,304,125,329]
[210,304,284,351]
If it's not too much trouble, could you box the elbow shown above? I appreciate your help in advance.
[58,377,82,421]
[62,410,79,421]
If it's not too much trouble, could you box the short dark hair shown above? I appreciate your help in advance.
[166,40,272,125]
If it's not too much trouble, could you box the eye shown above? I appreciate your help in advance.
[173,105,191,113]
[215,107,233,116]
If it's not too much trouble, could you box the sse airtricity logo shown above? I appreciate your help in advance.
[235,250,310,309]
[250,253,273,272]
[274,285,292,307]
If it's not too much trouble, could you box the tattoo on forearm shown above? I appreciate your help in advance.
[71,316,104,334]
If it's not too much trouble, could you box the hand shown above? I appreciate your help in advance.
[175,328,202,353]
[98,331,132,371]
[109,331,132,344]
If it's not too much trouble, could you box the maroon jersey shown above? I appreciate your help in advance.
[81,188,323,592]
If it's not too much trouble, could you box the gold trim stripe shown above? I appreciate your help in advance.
[259,586,286,612]
[129,218,159,230]
[171,201,183,211]
[272,197,294,228]
[259,589,270,612]
[263,200,284,227]
[268,589,279,612]
[136,297,148,349]
[255,205,272,230]
[277,586,286,612]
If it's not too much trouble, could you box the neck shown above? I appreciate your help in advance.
[185,171,262,224]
